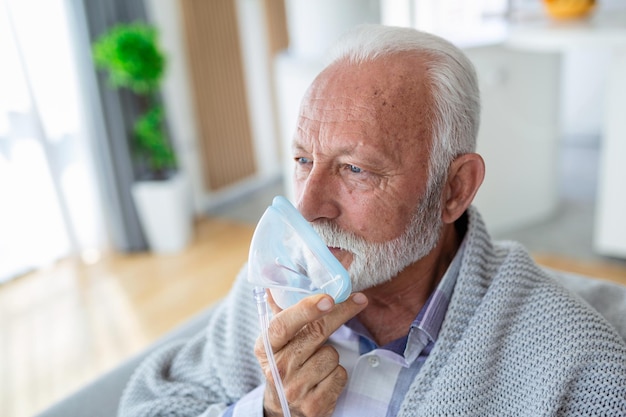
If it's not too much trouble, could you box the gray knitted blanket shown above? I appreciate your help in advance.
[119,207,626,416]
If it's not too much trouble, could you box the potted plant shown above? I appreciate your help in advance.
[92,22,191,253]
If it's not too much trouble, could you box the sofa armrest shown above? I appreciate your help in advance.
[553,271,626,340]
[34,305,216,417]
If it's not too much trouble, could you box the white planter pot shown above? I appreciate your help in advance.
[131,174,192,254]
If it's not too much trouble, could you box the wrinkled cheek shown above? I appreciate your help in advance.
[354,207,407,242]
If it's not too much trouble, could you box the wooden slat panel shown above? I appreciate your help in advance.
[180,0,256,191]
[262,0,289,150]
[263,0,289,56]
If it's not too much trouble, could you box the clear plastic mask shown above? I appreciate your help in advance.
[247,196,351,309]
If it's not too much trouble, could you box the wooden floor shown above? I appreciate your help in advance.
[0,216,254,417]
[1,216,625,417]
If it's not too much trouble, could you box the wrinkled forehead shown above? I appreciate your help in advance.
[313,54,429,104]
[298,55,434,152]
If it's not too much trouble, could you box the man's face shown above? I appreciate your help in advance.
[292,57,444,290]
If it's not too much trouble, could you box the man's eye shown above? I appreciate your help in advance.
[347,164,363,174]
[295,157,311,165]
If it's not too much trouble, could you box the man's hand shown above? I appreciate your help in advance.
[254,292,368,417]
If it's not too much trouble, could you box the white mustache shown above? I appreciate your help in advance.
[311,221,367,256]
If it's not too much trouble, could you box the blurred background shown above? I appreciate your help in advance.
[1,0,625,416]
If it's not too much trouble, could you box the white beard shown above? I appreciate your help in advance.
[311,181,444,292]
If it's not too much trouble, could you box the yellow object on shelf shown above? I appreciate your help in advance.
[542,0,596,20]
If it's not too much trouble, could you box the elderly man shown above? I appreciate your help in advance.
[119,25,626,416]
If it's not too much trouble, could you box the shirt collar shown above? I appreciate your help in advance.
[402,236,466,362]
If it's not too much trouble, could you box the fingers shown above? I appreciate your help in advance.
[298,345,343,390]
[255,292,368,416]
[290,362,348,417]
[268,292,368,354]
[261,344,348,417]
[307,365,348,415]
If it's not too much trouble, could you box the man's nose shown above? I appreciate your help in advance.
[295,167,340,222]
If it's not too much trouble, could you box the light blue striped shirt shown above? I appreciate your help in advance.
[221,239,465,417]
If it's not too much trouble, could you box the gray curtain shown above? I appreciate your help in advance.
[68,0,150,252]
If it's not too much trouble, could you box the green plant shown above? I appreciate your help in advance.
[92,22,176,180]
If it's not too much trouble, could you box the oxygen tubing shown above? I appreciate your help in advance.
[253,287,291,417]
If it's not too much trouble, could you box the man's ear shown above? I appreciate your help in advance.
[441,153,485,224]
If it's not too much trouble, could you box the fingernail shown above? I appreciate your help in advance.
[317,298,333,311]
[352,293,367,305]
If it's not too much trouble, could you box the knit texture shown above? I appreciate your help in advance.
[118,207,626,416]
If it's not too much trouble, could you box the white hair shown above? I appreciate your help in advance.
[326,24,481,186]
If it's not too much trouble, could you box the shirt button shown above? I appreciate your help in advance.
[368,355,380,368]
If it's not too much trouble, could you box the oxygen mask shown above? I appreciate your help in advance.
[247,196,351,309]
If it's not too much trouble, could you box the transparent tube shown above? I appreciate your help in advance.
[253,287,291,417]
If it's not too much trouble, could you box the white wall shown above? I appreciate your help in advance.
[467,46,561,234]
[593,47,626,258]
[235,0,282,180]
[560,49,611,141]
[284,0,380,60]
